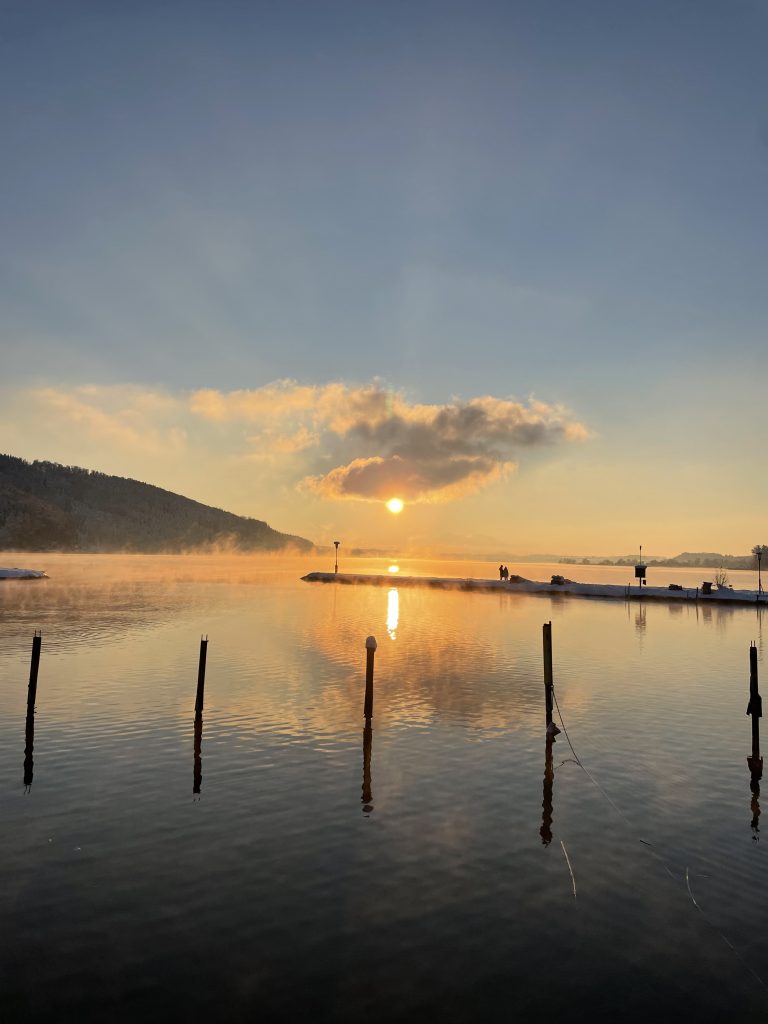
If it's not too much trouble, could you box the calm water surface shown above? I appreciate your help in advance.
[1,554,767,1021]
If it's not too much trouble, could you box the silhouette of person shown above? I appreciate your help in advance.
[499,564,504,580]
[503,566,509,581]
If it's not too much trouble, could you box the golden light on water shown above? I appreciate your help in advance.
[386,497,404,514]
[388,564,400,573]
[386,588,399,639]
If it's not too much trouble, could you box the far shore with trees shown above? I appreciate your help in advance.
[559,548,767,572]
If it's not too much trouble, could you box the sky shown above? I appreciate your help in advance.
[1,0,767,556]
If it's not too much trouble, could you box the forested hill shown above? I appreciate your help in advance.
[0,455,313,553]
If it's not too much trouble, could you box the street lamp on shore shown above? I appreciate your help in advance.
[334,540,340,575]
[754,545,766,594]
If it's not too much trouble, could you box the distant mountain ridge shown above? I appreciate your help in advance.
[559,551,761,570]
[0,455,313,553]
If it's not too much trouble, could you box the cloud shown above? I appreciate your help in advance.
[15,380,589,507]
[31,386,187,455]
[301,454,511,503]
[189,381,590,504]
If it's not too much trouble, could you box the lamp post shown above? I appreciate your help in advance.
[759,549,763,594]
[754,545,765,594]
[334,540,340,575]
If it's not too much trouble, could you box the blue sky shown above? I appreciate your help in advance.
[2,1,767,554]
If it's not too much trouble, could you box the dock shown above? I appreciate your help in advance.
[302,571,768,607]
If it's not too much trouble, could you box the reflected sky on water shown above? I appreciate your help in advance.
[1,554,768,1021]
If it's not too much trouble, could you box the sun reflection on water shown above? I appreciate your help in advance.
[386,588,399,639]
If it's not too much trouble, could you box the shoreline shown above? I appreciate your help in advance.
[0,567,48,579]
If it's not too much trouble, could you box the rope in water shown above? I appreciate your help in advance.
[550,679,768,993]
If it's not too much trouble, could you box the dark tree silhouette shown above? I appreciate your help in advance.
[0,454,313,553]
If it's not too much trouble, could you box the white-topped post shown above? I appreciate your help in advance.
[364,635,377,718]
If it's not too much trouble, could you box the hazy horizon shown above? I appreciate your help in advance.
[2,451,766,562]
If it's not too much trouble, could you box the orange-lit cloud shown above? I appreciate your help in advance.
[301,454,511,503]
[10,381,589,509]
[190,382,590,504]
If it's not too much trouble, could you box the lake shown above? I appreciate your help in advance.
[1,553,767,1021]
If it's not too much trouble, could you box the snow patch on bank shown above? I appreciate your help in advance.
[0,567,48,579]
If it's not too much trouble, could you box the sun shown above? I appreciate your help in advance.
[386,497,404,514]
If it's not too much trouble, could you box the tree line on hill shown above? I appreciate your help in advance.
[559,550,766,570]
[0,455,313,553]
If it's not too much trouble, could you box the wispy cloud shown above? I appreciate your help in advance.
[32,386,187,455]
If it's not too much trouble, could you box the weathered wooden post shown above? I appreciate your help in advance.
[195,635,208,715]
[747,641,762,783]
[28,632,42,708]
[542,622,553,727]
[364,635,377,719]
[542,622,562,739]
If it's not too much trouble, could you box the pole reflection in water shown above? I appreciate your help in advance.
[747,641,762,839]
[193,714,203,798]
[386,588,399,640]
[635,602,647,635]
[540,732,554,845]
[23,708,34,792]
[24,632,41,793]
[749,770,761,838]
[362,717,373,815]
[757,604,764,658]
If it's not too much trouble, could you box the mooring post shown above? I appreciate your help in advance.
[543,621,554,727]
[364,635,377,719]
[542,622,561,736]
[27,632,42,709]
[195,635,208,715]
[747,642,762,765]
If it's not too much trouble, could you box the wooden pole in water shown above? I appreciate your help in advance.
[28,632,42,708]
[747,642,762,764]
[195,636,208,715]
[543,622,554,728]
[542,622,561,736]
[364,636,377,719]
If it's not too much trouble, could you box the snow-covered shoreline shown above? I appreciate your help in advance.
[302,571,768,606]
[0,567,48,579]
